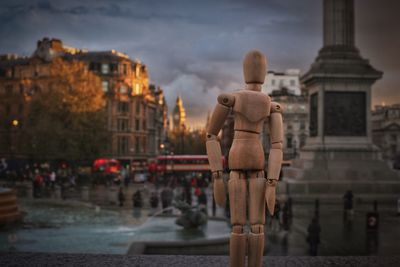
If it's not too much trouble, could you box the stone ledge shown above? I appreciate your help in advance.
[1,253,400,267]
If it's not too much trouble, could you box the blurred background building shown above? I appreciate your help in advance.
[0,38,168,166]
[262,69,301,95]
[372,104,400,161]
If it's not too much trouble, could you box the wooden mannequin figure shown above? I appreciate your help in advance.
[206,50,283,267]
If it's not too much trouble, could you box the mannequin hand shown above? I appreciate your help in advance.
[265,179,277,215]
[212,171,226,206]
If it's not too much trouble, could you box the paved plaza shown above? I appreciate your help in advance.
[0,184,399,257]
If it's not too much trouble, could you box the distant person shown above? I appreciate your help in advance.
[33,170,43,198]
[132,190,143,208]
[307,217,321,256]
[343,190,354,220]
[161,187,173,213]
[50,171,56,189]
[149,191,159,209]
[118,187,125,207]
[197,188,208,208]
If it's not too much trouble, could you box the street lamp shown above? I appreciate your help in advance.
[11,119,19,127]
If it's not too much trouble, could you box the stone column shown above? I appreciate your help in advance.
[323,0,355,47]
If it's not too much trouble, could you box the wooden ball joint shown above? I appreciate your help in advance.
[206,50,283,267]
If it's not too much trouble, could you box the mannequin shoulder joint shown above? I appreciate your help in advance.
[217,93,235,107]
[270,102,283,113]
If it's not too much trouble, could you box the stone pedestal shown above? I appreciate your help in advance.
[283,0,400,197]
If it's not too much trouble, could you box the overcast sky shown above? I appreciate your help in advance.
[0,0,399,128]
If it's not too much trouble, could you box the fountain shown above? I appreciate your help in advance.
[173,200,207,229]
[0,187,22,226]
[0,198,230,255]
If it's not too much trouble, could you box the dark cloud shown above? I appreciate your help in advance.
[0,0,398,128]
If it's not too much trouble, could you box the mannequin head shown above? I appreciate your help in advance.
[243,50,267,90]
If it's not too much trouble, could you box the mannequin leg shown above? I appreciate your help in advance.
[248,171,266,267]
[228,171,247,267]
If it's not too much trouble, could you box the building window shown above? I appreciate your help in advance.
[142,120,146,130]
[300,121,305,130]
[122,64,127,75]
[391,134,397,142]
[117,119,129,132]
[19,84,24,94]
[142,137,146,153]
[101,63,110,74]
[6,85,13,95]
[286,135,293,149]
[135,119,140,131]
[135,136,140,153]
[89,62,95,71]
[300,135,307,148]
[135,65,140,78]
[120,85,128,94]
[136,101,141,115]
[117,101,129,113]
[117,136,129,155]
[290,79,295,86]
[287,124,293,131]
[102,81,109,92]
[271,79,275,86]
[134,83,141,95]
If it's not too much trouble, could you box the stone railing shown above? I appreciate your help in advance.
[0,253,399,267]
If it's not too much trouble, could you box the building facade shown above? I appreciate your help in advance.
[0,38,168,166]
[262,69,301,95]
[372,104,400,160]
[262,88,309,160]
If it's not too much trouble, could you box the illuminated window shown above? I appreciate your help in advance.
[101,63,109,74]
[120,85,128,94]
[134,83,141,95]
[102,81,109,92]
[135,65,140,78]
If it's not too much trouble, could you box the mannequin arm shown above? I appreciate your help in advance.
[266,102,283,215]
[206,93,234,206]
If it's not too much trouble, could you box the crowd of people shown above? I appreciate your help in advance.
[0,159,83,199]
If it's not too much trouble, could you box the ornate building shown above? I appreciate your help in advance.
[262,69,301,95]
[372,104,400,160]
[0,38,168,166]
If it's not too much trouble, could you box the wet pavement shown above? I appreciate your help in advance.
[1,188,400,256]
[265,203,400,256]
